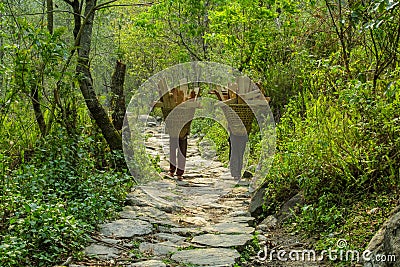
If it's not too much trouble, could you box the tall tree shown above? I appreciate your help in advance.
[71,0,123,150]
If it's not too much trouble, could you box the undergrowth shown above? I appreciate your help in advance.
[263,78,400,253]
[0,127,134,267]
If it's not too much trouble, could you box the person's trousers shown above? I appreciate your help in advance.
[169,136,188,176]
[228,134,248,178]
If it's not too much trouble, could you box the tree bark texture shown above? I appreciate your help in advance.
[110,61,126,131]
[46,0,54,34]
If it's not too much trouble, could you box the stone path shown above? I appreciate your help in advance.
[71,125,328,267]
[71,125,257,267]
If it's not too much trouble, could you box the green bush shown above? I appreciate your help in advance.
[202,122,230,162]
[190,118,215,136]
[0,128,134,266]
[262,78,400,237]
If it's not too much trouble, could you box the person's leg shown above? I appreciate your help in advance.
[228,134,238,177]
[236,134,248,176]
[176,136,188,177]
[169,136,178,175]
[229,134,248,178]
[228,136,232,163]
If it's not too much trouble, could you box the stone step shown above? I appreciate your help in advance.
[192,233,253,248]
[171,247,241,267]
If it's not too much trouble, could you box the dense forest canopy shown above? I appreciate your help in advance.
[0,0,399,266]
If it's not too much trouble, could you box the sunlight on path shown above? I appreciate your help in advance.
[72,125,322,267]
[73,125,255,267]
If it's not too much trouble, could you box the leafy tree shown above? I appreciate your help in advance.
[355,0,400,89]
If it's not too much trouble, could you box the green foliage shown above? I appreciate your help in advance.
[266,78,399,201]
[247,125,262,167]
[202,122,229,162]
[1,0,400,265]
[150,154,162,173]
[293,194,345,233]
[206,0,280,68]
[263,78,400,252]
[190,118,215,136]
[238,233,261,264]
[0,129,134,266]
[0,200,87,265]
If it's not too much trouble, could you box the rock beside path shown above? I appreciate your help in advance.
[249,187,267,218]
[364,210,400,267]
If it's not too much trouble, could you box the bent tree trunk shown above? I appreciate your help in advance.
[76,0,122,150]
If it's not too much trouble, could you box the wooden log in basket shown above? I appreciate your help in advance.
[211,77,270,135]
[155,78,199,137]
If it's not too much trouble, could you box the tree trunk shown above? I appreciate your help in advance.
[110,61,126,131]
[72,0,81,39]
[46,0,53,34]
[31,86,46,136]
[76,0,122,150]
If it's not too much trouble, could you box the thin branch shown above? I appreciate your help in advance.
[96,2,155,10]
[324,0,350,76]
[56,1,99,101]
[93,0,119,10]
[5,0,21,30]
[23,90,54,112]
[1,9,84,18]
[166,3,203,61]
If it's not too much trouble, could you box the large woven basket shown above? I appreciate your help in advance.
[221,104,255,136]
[162,107,196,138]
